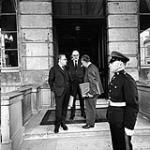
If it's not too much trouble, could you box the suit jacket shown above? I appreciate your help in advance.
[84,63,104,96]
[67,60,85,83]
[48,65,70,97]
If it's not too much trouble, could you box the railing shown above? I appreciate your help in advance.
[1,85,40,150]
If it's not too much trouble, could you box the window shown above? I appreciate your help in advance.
[53,0,104,18]
[0,0,18,68]
[139,0,150,68]
[139,0,150,82]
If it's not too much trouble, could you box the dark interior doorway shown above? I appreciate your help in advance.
[53,19,108,98]
[54,19,100,66]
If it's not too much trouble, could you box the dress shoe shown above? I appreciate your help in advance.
[61,123,68,130]
[82,124,94,129]
[54,126,59,133]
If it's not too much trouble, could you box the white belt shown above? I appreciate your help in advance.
[108,100,126,107]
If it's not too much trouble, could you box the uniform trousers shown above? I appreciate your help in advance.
[107,106,133,150]
[85,95,98,126]
[55,88,70,126]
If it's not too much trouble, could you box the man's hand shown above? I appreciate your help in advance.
[87,93,93,97]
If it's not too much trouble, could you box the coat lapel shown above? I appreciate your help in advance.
[57,65,65,75]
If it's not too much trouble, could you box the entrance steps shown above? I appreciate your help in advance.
[21,99,150,150]
[73,98,108,109]
[23,99,109,141]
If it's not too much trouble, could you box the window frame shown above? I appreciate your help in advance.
[0,1,19,70]
[139,0,150,68]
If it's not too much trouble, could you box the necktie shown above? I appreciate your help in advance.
[75,60,78,70]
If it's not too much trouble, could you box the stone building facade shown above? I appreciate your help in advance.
[1,0,150,108]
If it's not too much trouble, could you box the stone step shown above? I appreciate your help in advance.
[22,126,150,150]
[22,110,150,150]
[23,123,110,140]
[21,133,150,150]
[48,98,108,110]
[23,123,150,141]
[69,98,108,109]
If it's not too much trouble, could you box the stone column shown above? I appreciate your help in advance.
[107,0,139,80]
[1,97,12,150]
[19,0,54,108]
[31,87,38,114]
[19,0,54,84]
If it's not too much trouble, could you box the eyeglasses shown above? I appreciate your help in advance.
[73,54,79,56]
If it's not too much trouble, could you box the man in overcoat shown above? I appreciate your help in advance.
[67,50,86,120]
[48,54,70,133]
[107,51,139,150]
[81,54,104,129]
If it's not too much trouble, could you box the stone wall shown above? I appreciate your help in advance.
[19,0,53,85]
[107,0,139,80]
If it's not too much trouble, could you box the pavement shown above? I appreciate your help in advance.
[21,109,150,150]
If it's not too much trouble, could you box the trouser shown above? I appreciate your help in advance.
[55,89,70,126]
[109,124,132,150]
[85,95,98,126]
[71,82,85,116]
[107,106,133,150]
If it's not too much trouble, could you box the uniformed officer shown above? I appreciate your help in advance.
[107,51,139,150]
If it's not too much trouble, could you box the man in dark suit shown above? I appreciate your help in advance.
[67,50,86,120]
[48,54,70,133]
[81,54,104,129]
[107,51,139,150]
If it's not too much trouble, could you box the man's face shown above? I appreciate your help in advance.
[81,60,87,68]
[109,60,124,73]
[60,55,67,66]
[72,51,79,61]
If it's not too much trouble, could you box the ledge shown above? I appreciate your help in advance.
[1,92,23,106]
[137,81,150,88]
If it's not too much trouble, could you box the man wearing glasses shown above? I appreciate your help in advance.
[68,50,86,120]
[48,54,70,133]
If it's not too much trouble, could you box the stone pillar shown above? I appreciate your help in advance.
[31,87,39,114]
[1,97,12,150]
[19,0,54,109]
[107,0,139,80]
[19,0,54,85]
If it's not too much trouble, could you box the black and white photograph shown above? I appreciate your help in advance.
[1,0,150,150]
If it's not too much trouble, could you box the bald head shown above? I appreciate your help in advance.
[72,50,79,61]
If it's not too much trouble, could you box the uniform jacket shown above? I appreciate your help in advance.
[84,63,104,96]
[67,60,85,83]
[48,65,70,97]
[108,70,139,129]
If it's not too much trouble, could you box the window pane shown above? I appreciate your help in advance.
[140,0,150,13]
[140,28,150,63]
[5,50,18,67]
[4,33,17,49]
[140,16,150,32]
[53,1,104,18]
[1,15,17,31]
[2,0,16,13]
